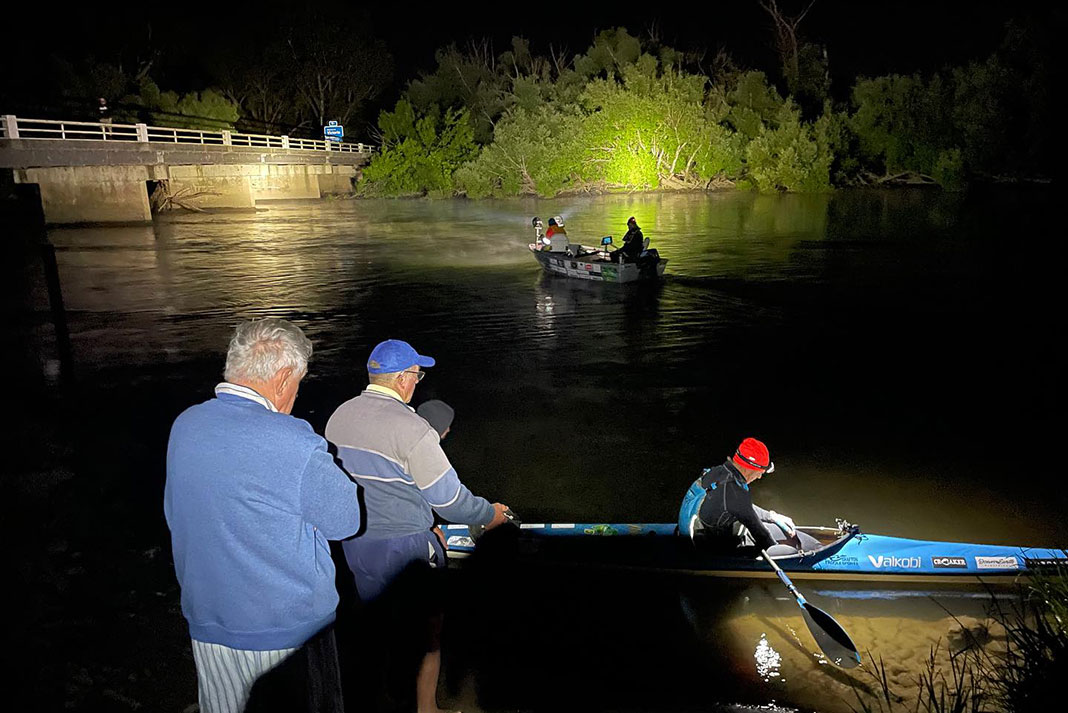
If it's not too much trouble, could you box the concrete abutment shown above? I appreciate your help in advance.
[19,166,154,224]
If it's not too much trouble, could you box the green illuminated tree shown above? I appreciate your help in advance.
[454,105,585,197]
[360,100,477,196]
[744,101,831,191]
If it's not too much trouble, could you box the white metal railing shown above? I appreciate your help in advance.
[0,115,374,155]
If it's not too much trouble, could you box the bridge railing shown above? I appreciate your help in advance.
[1,115,374,154]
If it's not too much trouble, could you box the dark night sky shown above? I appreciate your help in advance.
[2,1,1054,105]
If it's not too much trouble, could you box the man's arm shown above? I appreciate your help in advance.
[727,485,776,551]
[300,437,361,539]
[751,502,775,522]
[408,430,495,525]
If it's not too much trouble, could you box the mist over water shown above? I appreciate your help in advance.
[9,189,1063,711]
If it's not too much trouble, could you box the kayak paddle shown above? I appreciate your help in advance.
[761,549,861,668]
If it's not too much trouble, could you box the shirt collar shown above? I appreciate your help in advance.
[365,384,406,403]
[214,382,277,412]
[723,459,749,490]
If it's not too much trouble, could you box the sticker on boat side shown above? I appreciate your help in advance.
[867,555,921,568]
[931,557,968,568]
[1025,558,1068,568]
[975,556,1018,570]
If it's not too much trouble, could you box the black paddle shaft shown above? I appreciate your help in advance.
[762,549,861,668]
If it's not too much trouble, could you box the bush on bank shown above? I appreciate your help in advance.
[359,101,477,197]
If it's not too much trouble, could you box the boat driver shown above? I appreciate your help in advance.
[610,217,644,263]
[678,438,819,554]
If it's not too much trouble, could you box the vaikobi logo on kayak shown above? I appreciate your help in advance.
[867,555,921,569]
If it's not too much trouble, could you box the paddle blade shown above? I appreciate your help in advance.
[801,603,861,669]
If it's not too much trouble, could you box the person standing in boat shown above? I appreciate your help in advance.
[678,437,818,553]
[326,340,511,713]
[611,217,644,263]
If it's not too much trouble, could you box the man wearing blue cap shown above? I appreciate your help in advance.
[326,339,510,713]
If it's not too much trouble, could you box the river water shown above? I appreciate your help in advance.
[7,189,1063,711]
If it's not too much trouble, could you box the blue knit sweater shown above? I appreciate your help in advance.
[164,390,360,650]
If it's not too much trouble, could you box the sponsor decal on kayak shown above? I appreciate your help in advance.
[931,556,968,568]
[446,536,475,549]
[1024,557,1068,568]
[975,556,1018,570]
[867,555,921,569]
[824,555,859,566]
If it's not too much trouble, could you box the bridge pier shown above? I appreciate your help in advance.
[19,166,153,224]
[166,165,255,210]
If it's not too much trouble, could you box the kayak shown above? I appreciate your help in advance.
[528,243,667,283]
[441,521,1068,583]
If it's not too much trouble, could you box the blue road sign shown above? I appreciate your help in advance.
[323,122,344,141]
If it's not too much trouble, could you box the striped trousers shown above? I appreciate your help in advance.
[191,640,296,713]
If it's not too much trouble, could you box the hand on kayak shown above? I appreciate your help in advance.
[768,510,796,537]
[485,503,514,530]
[432,525,447,550]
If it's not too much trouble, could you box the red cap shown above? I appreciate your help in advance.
[732,438,772,472]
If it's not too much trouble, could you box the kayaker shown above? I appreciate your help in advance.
[325,340,511,713]
[611,217,644,263]
[678,437,818,554]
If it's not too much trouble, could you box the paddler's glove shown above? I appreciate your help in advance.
[768,510,796,537]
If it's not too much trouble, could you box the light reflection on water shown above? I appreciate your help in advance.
[755,633,783,682]
[32,191,1066,544]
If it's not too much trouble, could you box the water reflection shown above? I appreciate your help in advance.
[755,633,783,682]
[33,191,1066,543]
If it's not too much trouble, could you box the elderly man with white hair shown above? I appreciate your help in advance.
[165,318,360,713]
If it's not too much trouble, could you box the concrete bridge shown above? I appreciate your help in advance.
[0,115,373,224]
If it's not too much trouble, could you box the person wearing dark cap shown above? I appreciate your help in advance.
[611,216,645,263]
[677,438,817,554]
[417,399,454,440]
[325,340,510,713]
[541,216,570,252]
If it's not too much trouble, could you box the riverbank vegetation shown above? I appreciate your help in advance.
[852,566,1068,712]
[360,18,1050,197]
